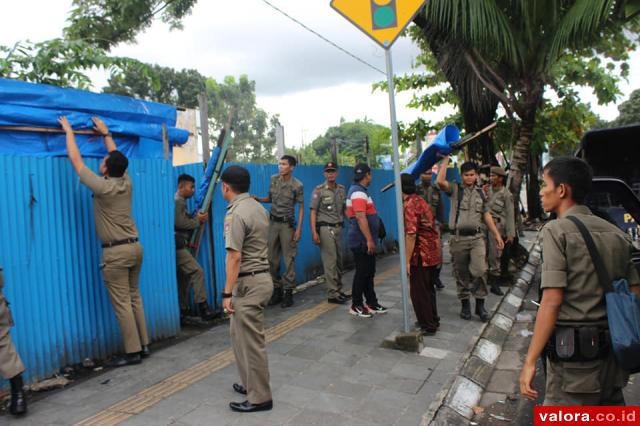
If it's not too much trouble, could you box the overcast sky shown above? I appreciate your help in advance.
[1,0,638,148]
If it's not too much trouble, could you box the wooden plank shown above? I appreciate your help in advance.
[0,125,101,135]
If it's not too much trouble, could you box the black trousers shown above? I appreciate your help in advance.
[410,264,439,332]
[351,248,378,307]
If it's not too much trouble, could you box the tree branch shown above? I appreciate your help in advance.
[463,51,517,119]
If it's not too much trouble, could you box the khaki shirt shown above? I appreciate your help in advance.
[268,174,303,218]
[174,194,199,247]
[488,186,516,238]
[417,183,440,219]
[444,182,488,232]
[79,167,138,243]
[310,182,346,224]
[224,193,270,273]
[541,205,640,326]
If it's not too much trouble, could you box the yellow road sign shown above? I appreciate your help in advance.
[331,0,427,49]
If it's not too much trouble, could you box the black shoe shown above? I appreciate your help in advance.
[198,301,217,321]
[229,400,273,413]
[281,290,293,308]
[328,295,347,304]
[233,383,247,395]
[488,276,504,295]
[268,287,283,306]
[106,353,142,368]
[460,299,471,320]
[434,277,445,289]
[475,298,490,322]
[140,345,151,359]
[421,329,437,336]
[339,291,352,300]
[490,283,504,295]
[9,374,27,416]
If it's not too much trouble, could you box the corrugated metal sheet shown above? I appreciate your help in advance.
[0,157,400,387]
[0,156,179,385]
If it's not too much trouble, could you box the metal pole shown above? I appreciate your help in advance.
[385,49,411,334]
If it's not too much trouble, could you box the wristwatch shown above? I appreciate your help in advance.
[221,292,232,299]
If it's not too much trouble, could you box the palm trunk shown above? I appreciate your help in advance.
[508,87,543,217]
[527,151,543,219]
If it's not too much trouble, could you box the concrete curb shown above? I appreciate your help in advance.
[422,235,542,425]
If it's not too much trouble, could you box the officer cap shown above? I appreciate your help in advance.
[221,165,251,192]
[353,163,371,180]
[490,166,507,177]
[324,162,338,172]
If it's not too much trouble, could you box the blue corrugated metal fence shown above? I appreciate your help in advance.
[0,157,399,386]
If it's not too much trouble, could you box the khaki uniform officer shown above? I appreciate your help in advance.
[417,170,444,289]
[486,166,516,296]
[220,166,274,413]
[520,156,640,405]
[310,162,348,303]
[60,116,149,367]
[0,267,27,416]
[174,174,215,321]
[254,155,304,309]
[436,155,504,322]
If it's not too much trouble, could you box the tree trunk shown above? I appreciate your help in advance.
[526,151,543,219]
[508,87,544,213]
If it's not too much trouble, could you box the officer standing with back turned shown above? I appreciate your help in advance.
[220,166,274,413]
[310,162,349,304]
[253,155,304,308]
[0,267,27,416]
[60,116,150,367]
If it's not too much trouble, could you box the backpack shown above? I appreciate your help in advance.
[567,216,640,373]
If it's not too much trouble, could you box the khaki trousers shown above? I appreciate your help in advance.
[268,221,297,290]
[450,235,488,300]
[230,273,274,404]
[176,248,208,309]
[102,242,149,354]
[544,354,629,406]
[487,231,506,278]
[0,297,25,379]
[319,226,343,298]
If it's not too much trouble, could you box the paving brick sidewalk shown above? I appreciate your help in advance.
[7,240,513,426]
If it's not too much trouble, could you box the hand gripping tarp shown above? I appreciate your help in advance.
[0,78,189,159]
[403,124,460,179]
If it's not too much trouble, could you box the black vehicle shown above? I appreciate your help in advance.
[577,124,640,255]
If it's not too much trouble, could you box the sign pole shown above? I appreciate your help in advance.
[384,48,410,334]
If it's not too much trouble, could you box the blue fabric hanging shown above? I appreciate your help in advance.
[0,78,189,158]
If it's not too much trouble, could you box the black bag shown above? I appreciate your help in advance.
[378,217,386,241]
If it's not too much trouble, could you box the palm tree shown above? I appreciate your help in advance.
[418,0,640,206]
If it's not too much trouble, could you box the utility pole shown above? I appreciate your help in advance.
[275,123,285,158]
[197,93,210,163]
[365,136,371,166]
[331,137,338,164]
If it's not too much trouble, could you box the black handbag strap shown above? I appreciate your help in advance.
[566,215,614,293]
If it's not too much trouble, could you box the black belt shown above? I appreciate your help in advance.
[455,229,480,236]
[270,215,293,223]
[238,269,269,278]
[316,222,342,228]
[102,237,138,248]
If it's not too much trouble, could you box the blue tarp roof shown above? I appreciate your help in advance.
[0,78,189,159]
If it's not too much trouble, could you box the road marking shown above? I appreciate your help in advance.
[76,264,400,425]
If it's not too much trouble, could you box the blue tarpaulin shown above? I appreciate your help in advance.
[0,78,189,159]
[403,124,460,179]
